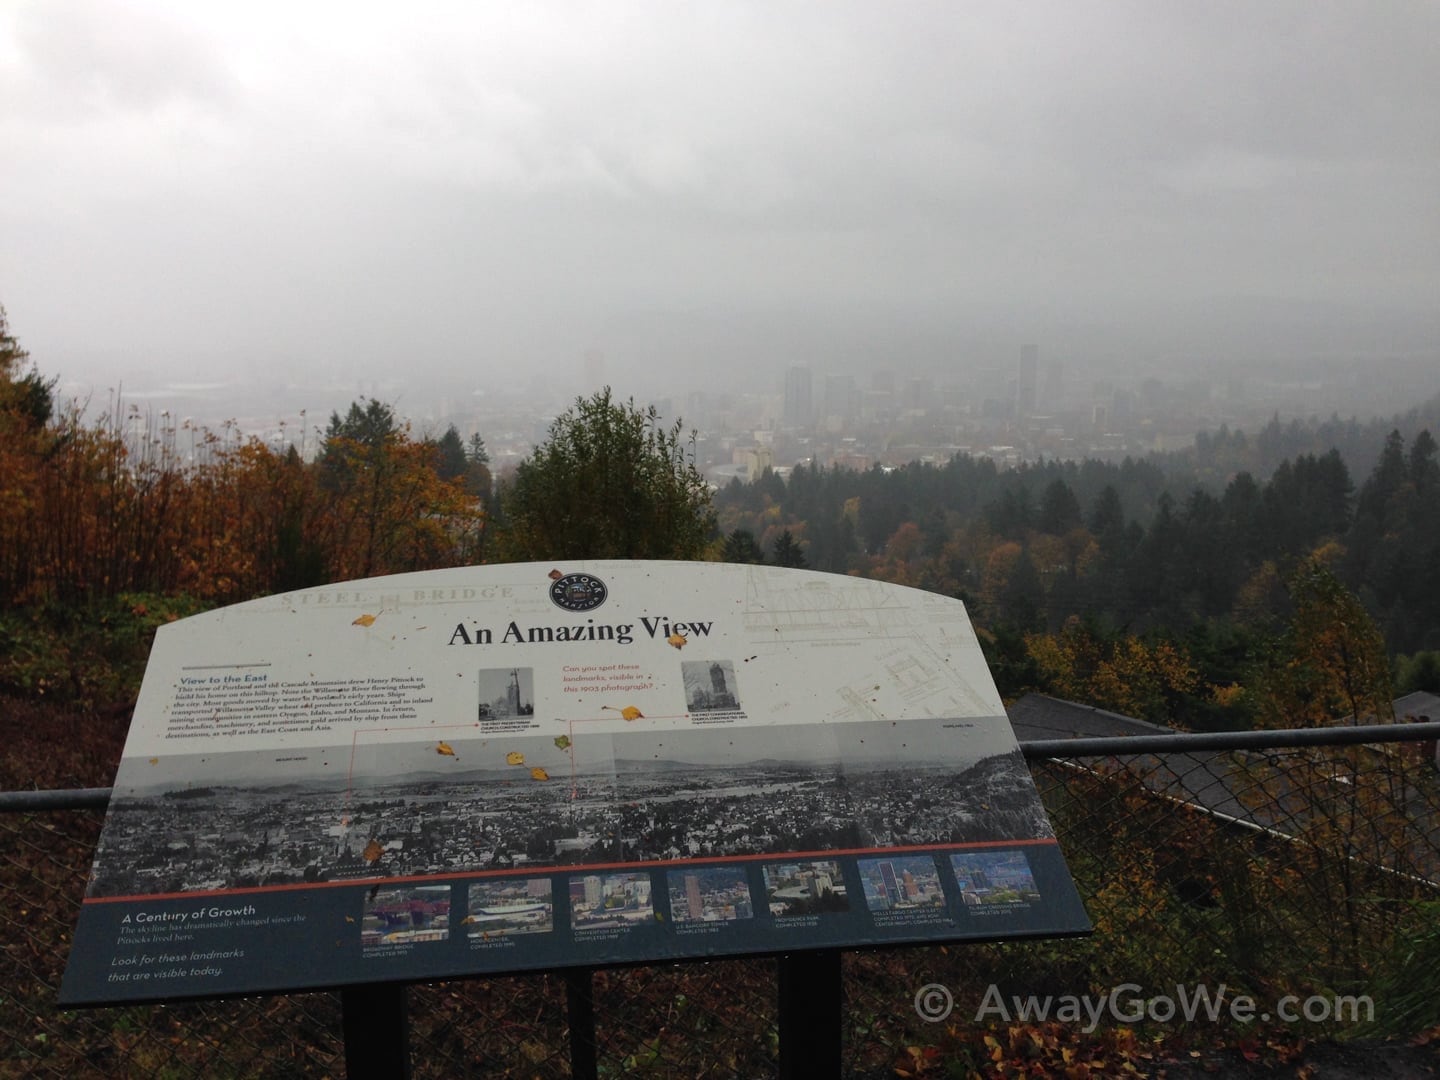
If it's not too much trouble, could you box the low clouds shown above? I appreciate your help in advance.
[1,1,1436,391]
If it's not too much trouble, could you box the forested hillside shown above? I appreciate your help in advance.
[716,428,1439,651]
[3,305,1437,736]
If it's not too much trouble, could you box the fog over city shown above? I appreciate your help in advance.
[3,1,1437,449]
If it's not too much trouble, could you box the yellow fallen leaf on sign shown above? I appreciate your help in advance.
[506,751,525,765]
[602,705,644,721]
[436,742,455,756]
[554,735,571,750]
[667,632,687,649]
[352,614,377,627]
[530,766,550,781]
[148,757,159,765]
[361,838,384,863]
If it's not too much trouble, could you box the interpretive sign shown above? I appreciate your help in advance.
[61,561,1088,1005]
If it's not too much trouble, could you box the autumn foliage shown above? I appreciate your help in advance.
[0,313,483,703]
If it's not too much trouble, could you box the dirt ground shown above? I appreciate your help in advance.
[1152,1039,1438,1078]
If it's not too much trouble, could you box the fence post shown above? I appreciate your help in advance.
[341,984,412,1079]
[778,950,842,1079]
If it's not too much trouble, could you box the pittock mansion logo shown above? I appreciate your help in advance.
[549,572,608,613]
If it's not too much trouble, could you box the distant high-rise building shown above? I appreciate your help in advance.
[783,366,813,429]
[1042,360,1063,411]
[822,373,857,427]
[1018,345,1039,415]
[902,377,934,412]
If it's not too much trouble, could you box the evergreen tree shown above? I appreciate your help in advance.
[465,433,493,499]
[467,433,490,465]
[1037,478,1082,535]
[721,529,765,564]
[0,306,54,431]
[771,529,807,568]
[434,424,469,483]
[317,398,400,492]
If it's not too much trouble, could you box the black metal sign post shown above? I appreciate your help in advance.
[777,950,843,1079]
[341,984,412,1079]
[566,968,600,1080]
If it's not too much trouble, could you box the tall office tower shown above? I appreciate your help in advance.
[783,366,813,429]
[1018,345,1039,415]
[823,373,857,426]
[902,377,934,412]
[1042,359,1063,411]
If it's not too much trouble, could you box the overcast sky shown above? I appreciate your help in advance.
[2,1,1437,399]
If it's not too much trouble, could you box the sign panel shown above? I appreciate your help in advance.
[61,562,1088,1004]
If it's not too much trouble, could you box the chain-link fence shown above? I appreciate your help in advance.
[6,725,1440,1078]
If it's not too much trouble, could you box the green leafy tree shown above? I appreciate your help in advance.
[498,387,714,560]
[1395,651,1440,694]
[1248,558,1394,728]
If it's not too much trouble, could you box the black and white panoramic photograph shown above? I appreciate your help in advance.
[361,885,451,948]
[87,734,622,897]
[477,667,535,721]
[681,660,741,713]
[465,879,554,937]
[85,712,1047,897]
[612,716,1050,862]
